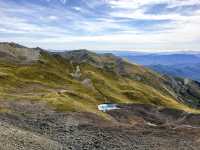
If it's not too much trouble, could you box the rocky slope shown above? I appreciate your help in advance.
[0,101,200,150]
[0,42,200,149]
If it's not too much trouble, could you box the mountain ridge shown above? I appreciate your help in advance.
[1,42,200,149]
[0,42,200,115]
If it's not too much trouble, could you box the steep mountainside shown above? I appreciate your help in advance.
[0,42,200,116]
[1,43,200,149]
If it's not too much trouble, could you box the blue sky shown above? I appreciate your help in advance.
[0,0,200,51]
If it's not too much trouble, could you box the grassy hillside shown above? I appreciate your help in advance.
[0,43,200,117]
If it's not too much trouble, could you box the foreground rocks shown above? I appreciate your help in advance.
[0,122,62,150]
[0,103,200,150]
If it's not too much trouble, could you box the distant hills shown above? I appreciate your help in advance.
[111,51,200,82]
[150,63,200,82]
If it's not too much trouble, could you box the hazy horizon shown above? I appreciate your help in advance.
[1,0,200,52]
[2,41,200,53]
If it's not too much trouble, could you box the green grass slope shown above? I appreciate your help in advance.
[0,43,200,117]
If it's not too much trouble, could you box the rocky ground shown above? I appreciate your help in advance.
[0,101,200,150]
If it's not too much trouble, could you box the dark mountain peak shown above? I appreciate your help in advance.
[59,49,97,63]
[69,49,92,53]
[58,49,122,65]
[102,52,116,58]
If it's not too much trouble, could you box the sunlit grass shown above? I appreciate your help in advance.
[0,51,199,118]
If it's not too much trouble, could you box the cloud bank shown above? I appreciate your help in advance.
[0,0,200,51]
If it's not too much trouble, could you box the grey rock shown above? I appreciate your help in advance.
[81,78,94,89]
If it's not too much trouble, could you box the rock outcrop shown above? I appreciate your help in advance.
[70,65,82,79]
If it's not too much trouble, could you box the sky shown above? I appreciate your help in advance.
[0,0,200,51]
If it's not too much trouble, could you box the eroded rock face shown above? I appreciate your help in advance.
[162,75,200,108]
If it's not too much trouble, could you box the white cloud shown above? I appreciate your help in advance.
[105,0,200,50]
[73,7,81,11]
[48,16,58,20]
[107,0,200,8]
[108,0,200,20]
[0,0,200,51]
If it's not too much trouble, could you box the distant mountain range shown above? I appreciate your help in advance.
[110,51,200,82]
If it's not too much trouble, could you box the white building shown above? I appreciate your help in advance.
[98,104,119,112]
